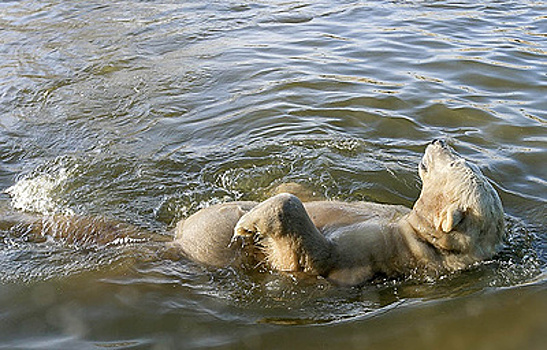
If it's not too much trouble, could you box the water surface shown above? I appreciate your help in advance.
[1,1,545,349]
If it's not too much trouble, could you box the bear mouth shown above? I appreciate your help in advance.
[419,160,428,173]
[423,140,462,170]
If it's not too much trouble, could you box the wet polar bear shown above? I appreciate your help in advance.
[175,139,505,286]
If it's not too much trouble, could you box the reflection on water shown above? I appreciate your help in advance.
[0,0,545,349]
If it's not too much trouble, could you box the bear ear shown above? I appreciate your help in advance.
[435,203,464,233]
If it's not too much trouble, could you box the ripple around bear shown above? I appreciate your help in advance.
[174,140,505,286]
[1,140,505,286]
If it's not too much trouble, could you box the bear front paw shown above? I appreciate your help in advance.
[230,217,260,248]
[234,222,257,238]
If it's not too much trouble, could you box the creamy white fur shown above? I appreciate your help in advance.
[175,140,505,286]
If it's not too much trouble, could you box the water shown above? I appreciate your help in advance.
[0,0,545,349]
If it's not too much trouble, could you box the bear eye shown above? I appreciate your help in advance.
[450,162,456,167]
[420,161,428,172]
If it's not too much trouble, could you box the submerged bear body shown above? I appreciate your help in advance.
[2,140,505,287]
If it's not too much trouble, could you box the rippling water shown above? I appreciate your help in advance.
[1,0,545,349]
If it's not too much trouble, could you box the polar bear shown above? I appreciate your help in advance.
[174,140,505,286]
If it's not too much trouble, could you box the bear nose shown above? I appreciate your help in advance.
[431,139,446,147]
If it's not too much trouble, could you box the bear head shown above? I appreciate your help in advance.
[409,139,505,261]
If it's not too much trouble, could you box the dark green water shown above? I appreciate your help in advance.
[0,0,545,349]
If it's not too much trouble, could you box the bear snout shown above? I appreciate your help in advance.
[430,138,446,147]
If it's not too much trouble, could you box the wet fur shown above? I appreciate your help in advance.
[175,140,505,286]
[2,141,504,286]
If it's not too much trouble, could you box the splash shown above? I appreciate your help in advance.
[5,167,75,216]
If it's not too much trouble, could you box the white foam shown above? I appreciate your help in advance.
[5,168,74,216]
